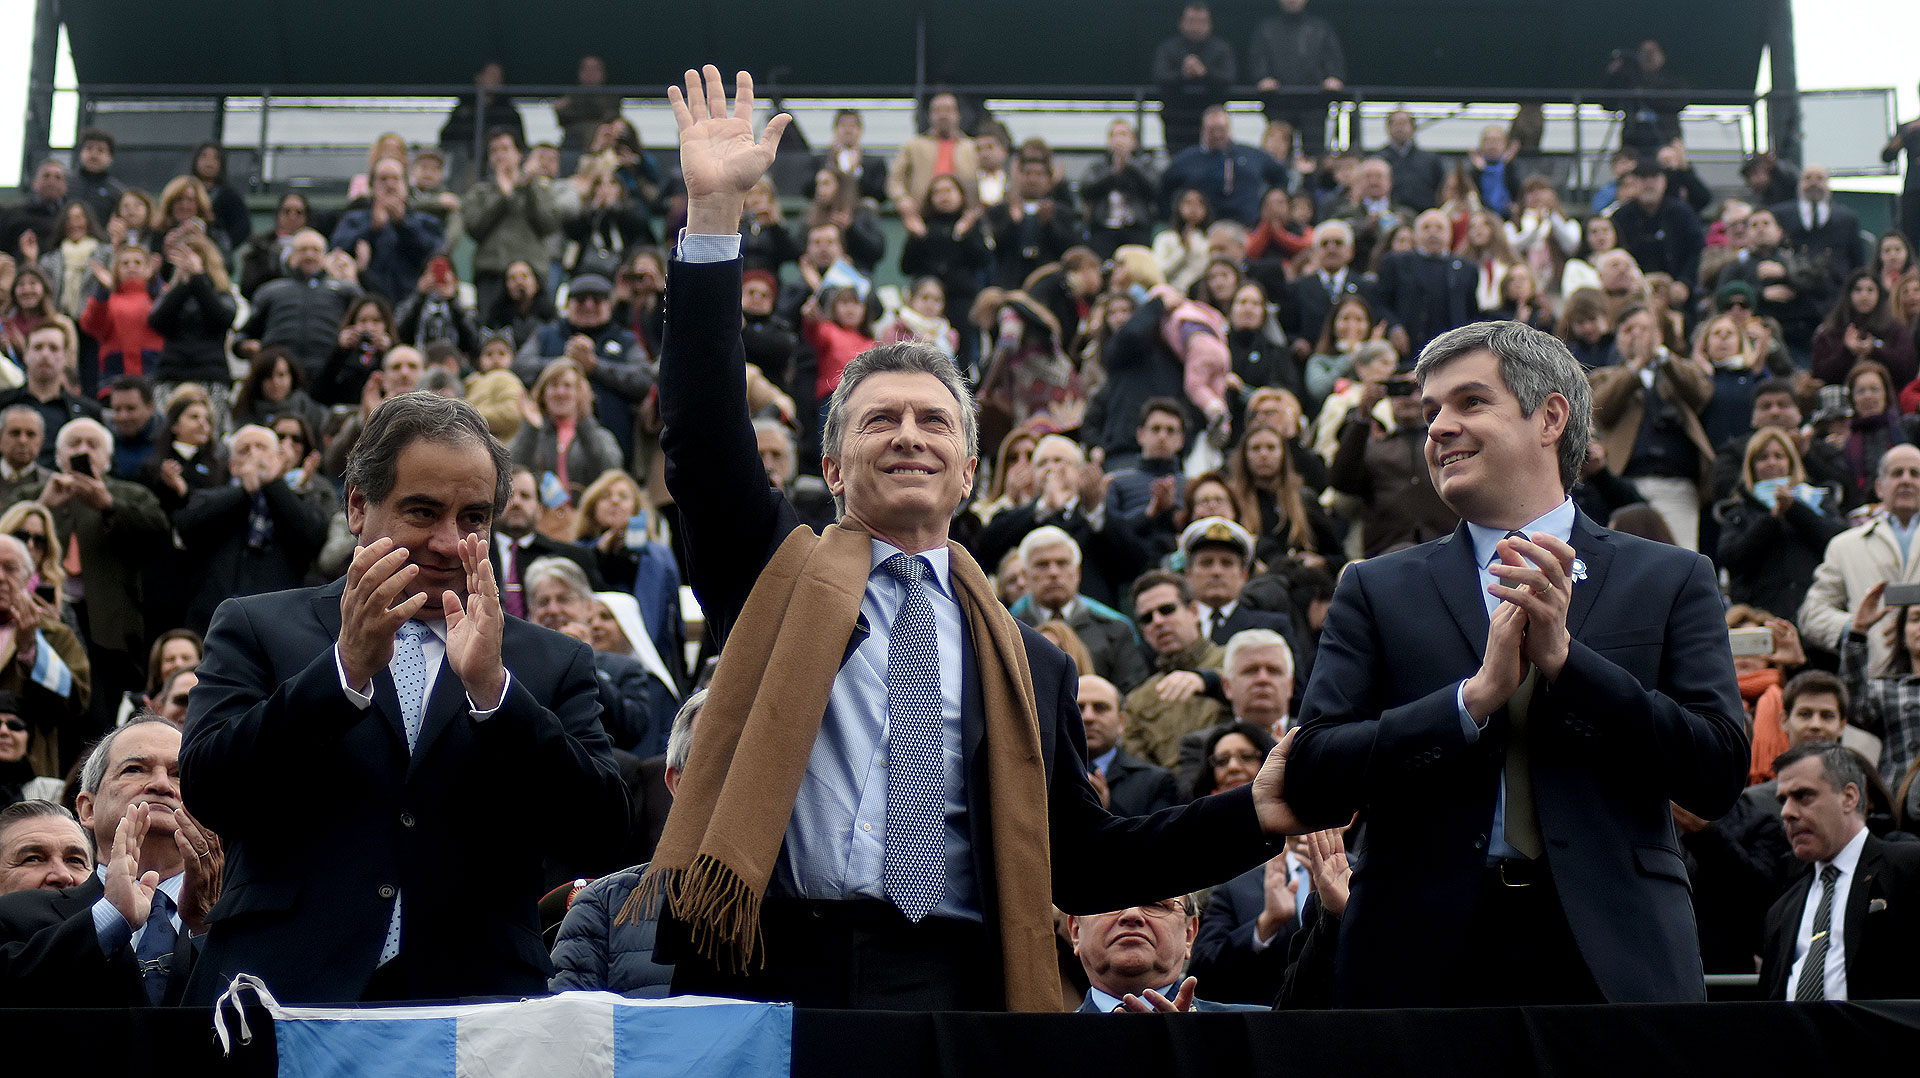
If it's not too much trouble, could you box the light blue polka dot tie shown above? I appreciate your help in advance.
[379,620,431,965]
[880,554,945,922]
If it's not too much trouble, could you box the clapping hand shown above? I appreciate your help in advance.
[1486,532,1576,679]
[1121,977,1200,1013]
[442,534,506,710]
[105,802,161,929]
[173,807,223,936]
[1300,825,1351,918]
[338,537,429,692]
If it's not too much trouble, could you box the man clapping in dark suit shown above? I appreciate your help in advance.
[180,393,627,1004]
[1287,321,1747,1007]
[1759,743,1920,1001]
[0,716,224,1006]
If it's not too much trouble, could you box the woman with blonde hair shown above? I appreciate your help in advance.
[155,175,228,258]
[574,468,684,684]
[0,501,67,610]
[511,359,623,497]
[1715,426,1843,622]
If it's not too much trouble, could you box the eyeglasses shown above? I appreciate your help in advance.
[0,718,26,732]
[9,531,47,551]
[1211,750,1265,768]
[1136,602,1183,625]
[169,693,191,708]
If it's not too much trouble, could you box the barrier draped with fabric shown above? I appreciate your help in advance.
[6,996,1920,1075]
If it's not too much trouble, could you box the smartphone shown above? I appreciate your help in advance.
[1885,582,1920,607]
[1728,627,1774,658]
[69,452,93,478]
[537,471,569,510]
[429,256,454,287]
[1385,379,1419,398]
[624,512,650,550]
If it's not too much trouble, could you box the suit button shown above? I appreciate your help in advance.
[400,814,416,828]
[378,885,396,899]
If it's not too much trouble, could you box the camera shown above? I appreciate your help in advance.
[1384,379,1419,398]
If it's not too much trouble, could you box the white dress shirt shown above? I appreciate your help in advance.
[1788,824,1867,1001]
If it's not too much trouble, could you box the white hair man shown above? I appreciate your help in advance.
[1014,526,1149,692]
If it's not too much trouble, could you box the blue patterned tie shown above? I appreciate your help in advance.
[379,620,431,965]
[135,891,176,1005]
[880,553,946,922]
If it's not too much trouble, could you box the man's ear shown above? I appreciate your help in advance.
[345,486,367,537]
[1066,915,1083,954]
[74,791,94,833]
[822,454,843,498]
[1537,393,1570,448]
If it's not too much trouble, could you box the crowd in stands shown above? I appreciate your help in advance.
[2,0,1920,1011]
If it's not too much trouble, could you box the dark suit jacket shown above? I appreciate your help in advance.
[1282,270,1381,349]
[22,475,169,656]
[1288,513,1748,1007]
[173,478,331,635]
[1373,251,1477,357]
[1017,598,1150,693]
[1101,748,1181,818]
[491,531,607,596]
[657,256,1278,999]
[1187,861,1295,1006]
[1758,833,1920,1000]
[0,873,192,1006]
[178,580,629,1004]
[1770,200,1866,284]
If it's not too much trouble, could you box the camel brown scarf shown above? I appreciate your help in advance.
[620,520,1060,1011]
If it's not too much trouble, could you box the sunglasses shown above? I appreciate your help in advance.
[1211,750,1265,768]
[0,718,26,733]
[1136,601,1183,625]
[9,531,47,550]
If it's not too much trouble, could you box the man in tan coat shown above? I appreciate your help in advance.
[1123,570,1226,771]
[886,92,980,238]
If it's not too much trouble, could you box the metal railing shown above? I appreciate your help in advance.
[66,81,1760,199]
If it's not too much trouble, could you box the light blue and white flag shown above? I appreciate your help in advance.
[214,975,793,1078]
[28,630,71,698]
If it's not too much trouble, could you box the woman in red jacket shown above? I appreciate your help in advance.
[76,243,163,396]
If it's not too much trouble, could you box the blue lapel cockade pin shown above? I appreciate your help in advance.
[1570,558,1589,583]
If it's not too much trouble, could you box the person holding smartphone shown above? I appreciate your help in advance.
[20,418,168,765]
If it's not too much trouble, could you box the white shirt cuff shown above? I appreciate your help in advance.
[1456,680,1484,742]
[336,644,374,709]
[676,231,742,263]
[468,671,511,720]
[1251,924,1276,952]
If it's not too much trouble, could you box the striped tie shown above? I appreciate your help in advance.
[1794,864,1841,1002]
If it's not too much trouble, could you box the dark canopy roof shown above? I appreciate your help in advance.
[69,0,1766,95]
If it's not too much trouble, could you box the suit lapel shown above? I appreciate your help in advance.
[1843,836,1883,980]
[310,582,417,753]
[407,652,467,782]
[1427,523,1489,661]
[1565,511,1616,640]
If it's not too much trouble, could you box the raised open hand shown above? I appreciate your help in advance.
[670,66,791,226]
[442,533,506,710]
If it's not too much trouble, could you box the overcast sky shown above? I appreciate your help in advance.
[0,0,1912,188]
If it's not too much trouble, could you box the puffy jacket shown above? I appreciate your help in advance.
[547,865,672,997]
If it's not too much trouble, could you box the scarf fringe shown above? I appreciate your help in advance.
[622,856,764,974]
